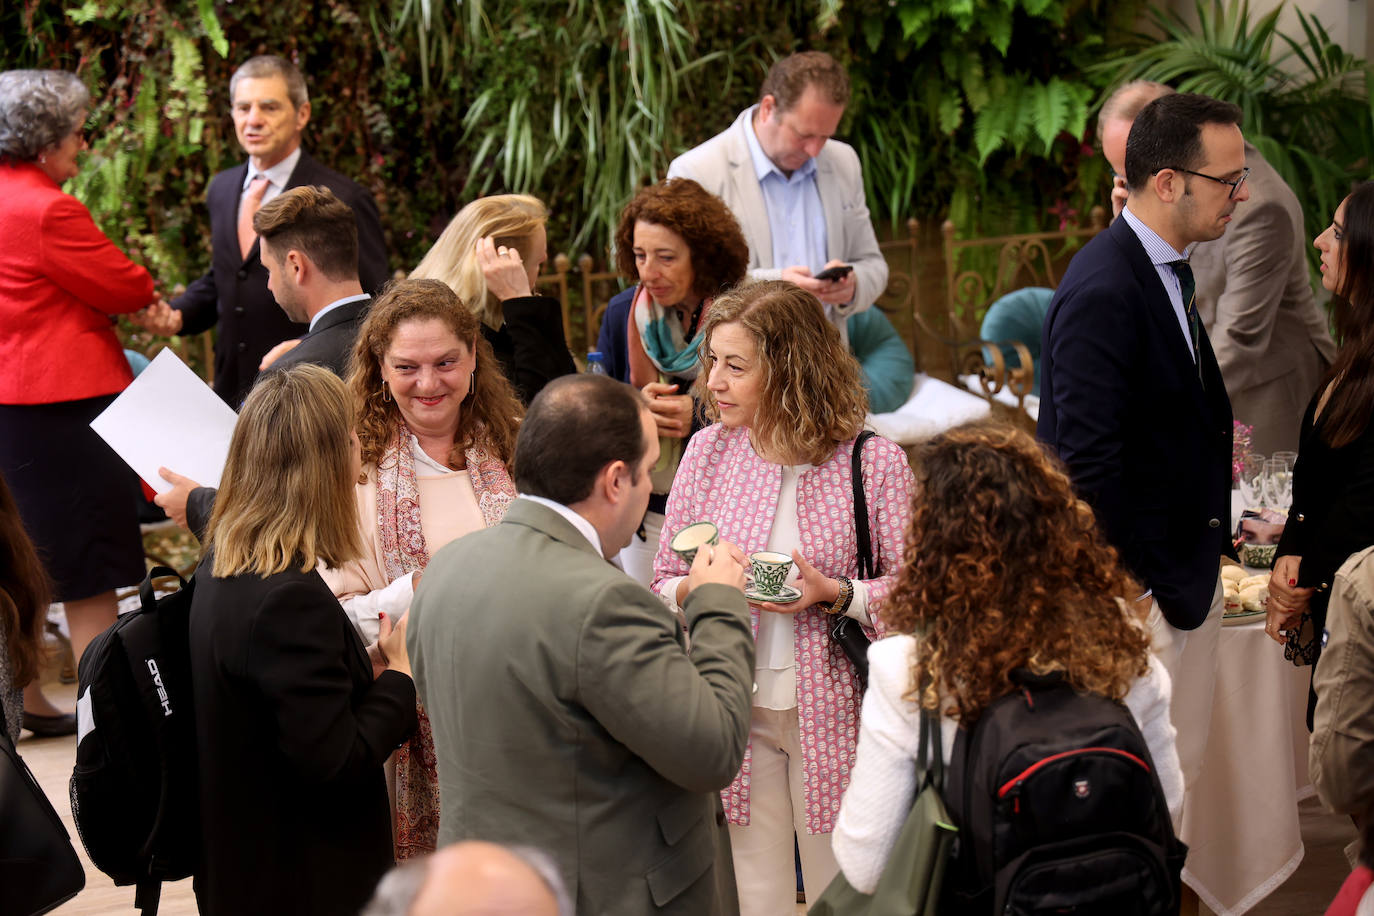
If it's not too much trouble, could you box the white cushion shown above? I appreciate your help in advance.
[958,374,1041,423]
[866,373,992,446]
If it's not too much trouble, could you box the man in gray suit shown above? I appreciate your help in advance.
[667,51,886,340]
[407,373,755,915]
[1100,81,1336,453]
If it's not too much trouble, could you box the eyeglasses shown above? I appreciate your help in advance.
[1154,165,1251,200]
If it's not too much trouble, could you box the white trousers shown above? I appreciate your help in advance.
[729,707,839,915]
[619,509,664,588]
[1147,576,1224,829]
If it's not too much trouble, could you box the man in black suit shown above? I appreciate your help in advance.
[252,184,370,377]
[141,54,387,406]
[155,186,373,536]
[1038,93,1245,805]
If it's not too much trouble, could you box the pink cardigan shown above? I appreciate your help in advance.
[653,423,915,833]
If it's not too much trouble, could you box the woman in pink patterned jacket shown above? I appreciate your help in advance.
[653,280,916,914]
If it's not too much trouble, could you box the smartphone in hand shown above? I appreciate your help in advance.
[814,264,853,282]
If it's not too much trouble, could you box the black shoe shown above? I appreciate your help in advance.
[22,711,77,738]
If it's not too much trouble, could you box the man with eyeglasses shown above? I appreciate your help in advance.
[667,51,886,342]
[1099,81,1335,455]
[1039,92,1244,822]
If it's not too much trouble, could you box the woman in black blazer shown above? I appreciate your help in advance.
[1270,181,1374,723]
[190,364,417,915]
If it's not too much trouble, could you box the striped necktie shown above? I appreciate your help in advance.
[1170,259,1202,383]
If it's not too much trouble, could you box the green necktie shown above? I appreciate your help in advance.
[1170,259,1202,381]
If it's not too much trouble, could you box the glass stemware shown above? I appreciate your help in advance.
[1238,454,1267,509]
[1264,456,1294,511]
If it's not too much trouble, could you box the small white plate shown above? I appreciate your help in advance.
[745,584,803,604]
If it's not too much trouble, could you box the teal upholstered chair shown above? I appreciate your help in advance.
[978,287,1053,398]
[847,307,915,414]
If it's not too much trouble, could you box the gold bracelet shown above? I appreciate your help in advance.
[826,576,853,616]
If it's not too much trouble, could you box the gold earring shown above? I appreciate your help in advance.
[381,382,392,402]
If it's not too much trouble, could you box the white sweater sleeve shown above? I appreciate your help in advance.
[832,634,922,893]
[1124,654,1184,825]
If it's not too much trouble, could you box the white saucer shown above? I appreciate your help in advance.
[745,584,803,603]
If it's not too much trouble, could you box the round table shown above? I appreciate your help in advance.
[1179,614,1314,915]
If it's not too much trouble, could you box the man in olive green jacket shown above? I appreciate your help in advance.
[408,374,755,915]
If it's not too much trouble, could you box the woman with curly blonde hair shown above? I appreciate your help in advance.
[321,278,522,859]
[653,280,915,914]
[831,422,1182,894]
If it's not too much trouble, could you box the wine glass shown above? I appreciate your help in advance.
[1264,456,1294,511]
[1238,454,1267,509]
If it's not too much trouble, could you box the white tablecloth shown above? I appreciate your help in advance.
[1180,616,1313,915]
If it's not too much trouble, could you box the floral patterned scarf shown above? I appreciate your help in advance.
[375,421,515,859]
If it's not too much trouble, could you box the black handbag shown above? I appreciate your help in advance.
[830,431,879,687]
[0,722,86,915]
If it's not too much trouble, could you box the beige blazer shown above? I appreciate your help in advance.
[1311,544,1374,817]
[1192,143,1337,454]
[667,106,888,319]
[407,498,754,914]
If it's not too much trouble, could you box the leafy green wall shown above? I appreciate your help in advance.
[3,0,1165,288]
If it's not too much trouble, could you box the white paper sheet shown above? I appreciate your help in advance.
[90,348,237,494]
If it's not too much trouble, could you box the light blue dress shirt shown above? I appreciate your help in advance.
[1120,205,1195,364]
[742,105,828,275]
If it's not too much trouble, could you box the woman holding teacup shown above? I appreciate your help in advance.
[320,278,522,858]
[652,280,916,914]
[1268,181,1374,725]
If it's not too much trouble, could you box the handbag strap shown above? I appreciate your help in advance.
[852,430,878,579]
[917,704,945,791]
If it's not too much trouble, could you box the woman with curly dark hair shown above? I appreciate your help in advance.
[597,177,750,584]
[831,422,1182,894]
[0,469,49,744]
[319,278,522,859]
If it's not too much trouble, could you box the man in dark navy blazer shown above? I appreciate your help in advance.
[1038,93,1246,804]
[142,55,387,406]
[155,184,372,539]
[251,184,370,379]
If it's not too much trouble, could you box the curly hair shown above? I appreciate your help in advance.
[0,70,89,163]
[613,179,748,300]
[884,422,1150,724]
[692,280,866,465]
[347,279,522,472]
[411,194,548,330]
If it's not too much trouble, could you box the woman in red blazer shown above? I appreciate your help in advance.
[0,70,157,736]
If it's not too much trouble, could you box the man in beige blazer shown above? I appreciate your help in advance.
[667,51,886,340]
[1101,81,1336,453]
[407,374,755,915]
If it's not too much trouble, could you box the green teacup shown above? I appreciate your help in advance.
[749,551,794,597]
[670,521,719,565]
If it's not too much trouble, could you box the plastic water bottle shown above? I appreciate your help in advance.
[586,351,608,375]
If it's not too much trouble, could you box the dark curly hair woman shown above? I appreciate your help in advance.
[595,177,750,586]
[830,421,1184,893]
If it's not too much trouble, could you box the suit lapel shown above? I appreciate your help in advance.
[814,153,844,264]
[1109,219,1228,422]
[726,112,773,269]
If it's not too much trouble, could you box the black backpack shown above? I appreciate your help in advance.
[69,566,199,916]
[943,669,1186,915]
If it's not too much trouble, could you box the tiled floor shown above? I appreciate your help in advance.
[19,670,1357,915]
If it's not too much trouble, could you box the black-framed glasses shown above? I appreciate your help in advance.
[1154,165,1251,199]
